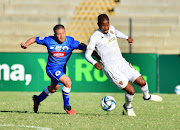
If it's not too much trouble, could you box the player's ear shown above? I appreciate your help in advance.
[54,34,57,38]
[54,34,59,41]
[97,22,100,27]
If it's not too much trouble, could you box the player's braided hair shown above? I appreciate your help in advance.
[53,24,65,33]
[98,14,109,25]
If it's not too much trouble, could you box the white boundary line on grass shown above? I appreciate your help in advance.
[0,124,52,130]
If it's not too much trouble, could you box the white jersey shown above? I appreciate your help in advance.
[87,25,128,66]
[86,25,141,89]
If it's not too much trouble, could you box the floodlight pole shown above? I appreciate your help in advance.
[129,18,132,53]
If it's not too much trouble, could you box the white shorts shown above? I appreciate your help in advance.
[103,60,141,89]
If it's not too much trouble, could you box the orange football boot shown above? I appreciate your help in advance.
[64,106,76,115]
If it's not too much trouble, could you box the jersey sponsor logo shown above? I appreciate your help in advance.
[50,46,54,49]
[55,46,62,51]
[39,37,45,40]
[105,37,116,44]
[52,52,66,58]
[62,46,69,51]
[55,71,61,76]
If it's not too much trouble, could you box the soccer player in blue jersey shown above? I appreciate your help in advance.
[21,24,101,115]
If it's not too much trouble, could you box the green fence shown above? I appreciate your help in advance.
[159,55,180,93]
[0,53,157,93]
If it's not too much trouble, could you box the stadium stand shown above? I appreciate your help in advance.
[0,0,81,52]
[66,0,118,52]
[112,0,180,54]
[0,0,179,54]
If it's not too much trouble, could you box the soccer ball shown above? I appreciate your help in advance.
[100,96,116,111]
[175,85,180,95]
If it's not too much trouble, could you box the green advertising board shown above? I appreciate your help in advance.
[123,54,157,93]
[0,53,157,93]
[159,55,180,93]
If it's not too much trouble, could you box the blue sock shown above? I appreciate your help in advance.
[36,86,52,103]
[62,87,70,108]
[36,91,48,103]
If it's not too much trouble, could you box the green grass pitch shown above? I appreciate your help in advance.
[0,92,180,129]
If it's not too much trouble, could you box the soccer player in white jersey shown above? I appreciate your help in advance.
[85,14,162,116]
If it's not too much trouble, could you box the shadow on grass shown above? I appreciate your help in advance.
[0,111,117,116]
[0,110,66,115]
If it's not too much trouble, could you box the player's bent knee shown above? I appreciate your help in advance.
[139,81,146,87]
[128,89,135,95]
[129,85,135,95]
[141,81,146,87]
[64,80,72,88]
[123,84,135,95]
[137,76,146,87]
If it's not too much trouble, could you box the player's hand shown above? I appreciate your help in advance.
[127,37,133,44]
[21,42,28,49]
[94,63,103,70]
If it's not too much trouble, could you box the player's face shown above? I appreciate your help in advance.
[55,28,66,43]
[99,20,110,34]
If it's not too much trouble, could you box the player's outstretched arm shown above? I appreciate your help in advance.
[20,37,36,49]
[115,29,133,44]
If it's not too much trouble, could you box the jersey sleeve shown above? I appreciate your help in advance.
[71,39,80,49]
[70,37,86,50]
[87,35,97,51]
[115,30,128,39]
[35,37,47,46]
[77,42,87,50]
[85,49,97,65]
[111,25,128,39]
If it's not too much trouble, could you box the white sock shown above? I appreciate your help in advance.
[138,83,150,99]
[125,92,134,108]
[44,86,52,96]
[62,86,71,93]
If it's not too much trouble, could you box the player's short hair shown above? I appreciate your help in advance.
[98,14,109,24]
[53,24,65,33]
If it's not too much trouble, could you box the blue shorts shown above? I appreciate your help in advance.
[46,69,66,85]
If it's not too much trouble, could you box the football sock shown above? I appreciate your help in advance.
[138,83,150,99]
[62,86,71,108]
[36,86,52,103]
[125,92,134,109]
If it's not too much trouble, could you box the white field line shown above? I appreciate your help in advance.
[0,124,52,130]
